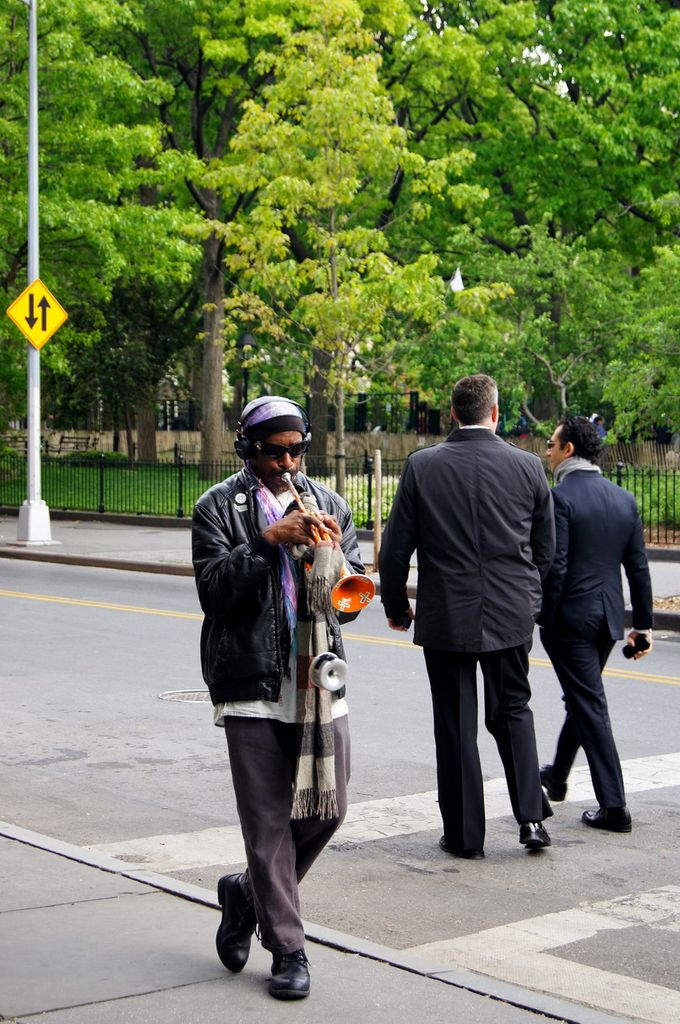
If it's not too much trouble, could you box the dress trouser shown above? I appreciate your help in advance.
[540,625,626,809]
[224,714,350,955]
[425,643,550,852]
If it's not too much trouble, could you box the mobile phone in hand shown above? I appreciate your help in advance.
[622,635,650,659]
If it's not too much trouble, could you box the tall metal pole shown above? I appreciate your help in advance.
[17,0,53,543]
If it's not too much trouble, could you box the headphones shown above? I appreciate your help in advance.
[234,396,312,460]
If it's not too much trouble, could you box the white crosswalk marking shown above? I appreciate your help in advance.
[407,886,680,1024]
[87,751,680,872]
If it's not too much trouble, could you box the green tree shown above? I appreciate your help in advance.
[216,0,453,483]
[603,245,680,439]
[1,0,200,439]
[374,1,680,424]
[110,0,325,468]
[4,0,677,453]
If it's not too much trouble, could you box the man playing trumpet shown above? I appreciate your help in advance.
[192,396,366,1001]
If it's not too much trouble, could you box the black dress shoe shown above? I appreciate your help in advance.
[582,806,632,833]
[439,835,485,859]
[269,949,310,1000]
[519,821,551,849]
[540,765,567,802]
[216,873,257,973]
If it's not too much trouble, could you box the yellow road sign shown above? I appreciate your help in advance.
[6,278,68,349]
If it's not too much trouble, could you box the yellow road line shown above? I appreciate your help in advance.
[343,637,679,684]
[2,589,679,686]
[343,631,412,648]
[0,589,201,620]
[529,654,678,685]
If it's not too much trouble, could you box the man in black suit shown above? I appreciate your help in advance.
[538,416,653,833]
[379,375,555,858]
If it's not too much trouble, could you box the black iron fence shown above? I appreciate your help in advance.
[605,463,680,546]
[0,453,678,543]
[0,453,392,529]
[334,392,443,435]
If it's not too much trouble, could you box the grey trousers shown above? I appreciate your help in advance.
[224,714,350,955]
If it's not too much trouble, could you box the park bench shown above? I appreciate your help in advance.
[57,434,98,454]
[0,433,27,454]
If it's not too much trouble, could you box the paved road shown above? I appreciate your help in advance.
[2,559,680,1023]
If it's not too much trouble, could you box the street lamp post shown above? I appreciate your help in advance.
[17,0,54,543]
[236,332,256,407]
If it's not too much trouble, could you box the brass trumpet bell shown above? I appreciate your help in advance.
[281,471,376,616]
[330,572,376,614]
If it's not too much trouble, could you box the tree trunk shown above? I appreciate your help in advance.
[312,208,336,466]
[135,403,157,461]
[190,343,202,430]
[229,379,244,430]
[531,392,560,421]
[309,346,330,460]
[550,291,568,416]
[200,232,226,479]
[334,383,346,497]
[558,379,568,416]
[122,399,135,461]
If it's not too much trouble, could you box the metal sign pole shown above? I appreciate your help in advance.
[17,0,53,543]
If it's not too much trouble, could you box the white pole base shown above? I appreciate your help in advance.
[16,500,59,545]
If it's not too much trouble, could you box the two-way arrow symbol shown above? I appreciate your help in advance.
[24,292,51,331]
[25,293,37,329]
[38,295,50,331]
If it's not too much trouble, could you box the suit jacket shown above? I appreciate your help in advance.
[538,470,653,640]
[379,428,555,652]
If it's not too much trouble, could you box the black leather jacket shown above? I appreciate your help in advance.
[192,466,365,705]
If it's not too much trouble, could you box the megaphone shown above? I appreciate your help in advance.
[309,652,348,692]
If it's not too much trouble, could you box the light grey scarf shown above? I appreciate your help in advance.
[554,456,601,483]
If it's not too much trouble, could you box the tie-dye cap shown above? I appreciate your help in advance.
[242,397,307,442]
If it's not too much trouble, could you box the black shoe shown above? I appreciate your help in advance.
[540,765,567,802]
[581,806,632,833]
[439,835,485,859]
[269,949,310,1000]
[216,873,257,973]
[519,821,551,849]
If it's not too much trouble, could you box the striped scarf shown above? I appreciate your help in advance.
[291,537,344,820]
[255,480,343,819]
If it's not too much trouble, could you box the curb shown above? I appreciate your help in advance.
[0,546,194,576]
[0,506,191,529]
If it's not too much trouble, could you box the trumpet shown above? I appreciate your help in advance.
[281,472,376,614]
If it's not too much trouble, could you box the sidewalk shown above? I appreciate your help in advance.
[1,821,623,1024]
[0,512,678,629]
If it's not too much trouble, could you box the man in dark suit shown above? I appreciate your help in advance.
[379,375,555,858]
[538,416,653,833]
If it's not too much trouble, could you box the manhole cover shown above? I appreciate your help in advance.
[157,690,211,703]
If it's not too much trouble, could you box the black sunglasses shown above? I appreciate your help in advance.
[255,440,309,459]
[545,439,565,450]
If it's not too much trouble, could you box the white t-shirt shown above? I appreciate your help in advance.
[214,485,348,726]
